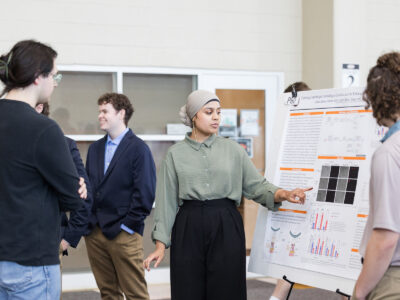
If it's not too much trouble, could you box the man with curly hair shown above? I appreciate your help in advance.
[85,93,156,300]
[353,52,400,300]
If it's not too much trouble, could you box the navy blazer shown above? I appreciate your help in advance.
[60,137,93,248]
[86,129,156,240]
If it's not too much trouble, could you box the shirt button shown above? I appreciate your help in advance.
[206,183,210,187]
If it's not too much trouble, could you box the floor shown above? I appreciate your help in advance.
[62,278,349,300]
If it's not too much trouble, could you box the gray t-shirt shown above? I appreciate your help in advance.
[360,130,400,265]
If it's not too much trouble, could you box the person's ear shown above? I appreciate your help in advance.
[119,109,126,121]
[33,75,41,86]
[35,104,44,114]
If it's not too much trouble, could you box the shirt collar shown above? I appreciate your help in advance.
[184,133,217,150]
[107,128,129,146]
[381,120,400,143]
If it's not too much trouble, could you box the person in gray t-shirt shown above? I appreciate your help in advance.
[353,52,400,300]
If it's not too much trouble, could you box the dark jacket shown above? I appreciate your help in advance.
[60,137,93,249]
[86,129,156,239]
[0,100,82,266]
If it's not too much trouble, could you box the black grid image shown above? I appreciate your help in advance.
[316,165,359,205]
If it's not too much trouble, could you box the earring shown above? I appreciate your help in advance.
[192,121,198,142]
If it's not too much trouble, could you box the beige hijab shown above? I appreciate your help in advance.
[179,90,220,128]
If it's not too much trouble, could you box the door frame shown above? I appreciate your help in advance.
[198,70,284,171]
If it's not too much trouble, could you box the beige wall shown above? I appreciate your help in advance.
[303,0,400,90]
[333,0,367,88]
[2,1,400,94]
[334,0,400,88]
[365,0,400,75]
[302,0,334,89]
[0,0,302,86]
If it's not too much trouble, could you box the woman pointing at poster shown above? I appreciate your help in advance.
[144,89,312,300]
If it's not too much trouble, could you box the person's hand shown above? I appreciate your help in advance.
[275,187,313,204]
[286,187,313,204]
[143,241,166,271]
[78,177,87,199]
[60,239,70,251]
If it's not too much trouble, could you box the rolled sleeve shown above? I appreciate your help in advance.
[241,150,281,211]
[151,152,179,248]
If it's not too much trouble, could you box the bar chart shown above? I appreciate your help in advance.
[311,209,329,231]
[308,236,340,258]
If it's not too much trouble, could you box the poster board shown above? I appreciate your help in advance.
[248,87,386,294]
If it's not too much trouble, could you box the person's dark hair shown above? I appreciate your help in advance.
[97,93,134,125]
[284,81,311,93]
[363,52,400,125]
[0,40,57,97]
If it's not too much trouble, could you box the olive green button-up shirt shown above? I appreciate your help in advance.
[151,133,281,247]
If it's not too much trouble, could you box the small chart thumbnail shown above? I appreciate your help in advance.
[316,165,359,205]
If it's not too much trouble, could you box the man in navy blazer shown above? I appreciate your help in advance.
[85,93,156,300]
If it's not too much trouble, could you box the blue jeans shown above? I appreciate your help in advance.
[0,261,60,300]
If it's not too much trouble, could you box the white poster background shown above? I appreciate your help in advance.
[249,87,384,293]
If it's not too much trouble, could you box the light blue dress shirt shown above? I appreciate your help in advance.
[381,120,400,143]
[104,128,129,173]
[104,128,134,234]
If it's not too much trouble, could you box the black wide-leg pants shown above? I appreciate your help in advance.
[170,198,247,300]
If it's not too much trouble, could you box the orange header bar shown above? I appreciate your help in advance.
[290,112,324,116]
[344,156,366,160]
[318,156,366,160]
[280,167,314,172]
[326,109,372,115]
[351,249,359,253]
[278,208,307,214]
[357,214,368,218]
[317,156,337,160]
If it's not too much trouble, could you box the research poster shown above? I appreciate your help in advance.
[261,87,386,280]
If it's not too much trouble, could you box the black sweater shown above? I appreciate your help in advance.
[0,99,83,266]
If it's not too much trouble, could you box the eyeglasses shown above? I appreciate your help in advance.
[52,73,62,85]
